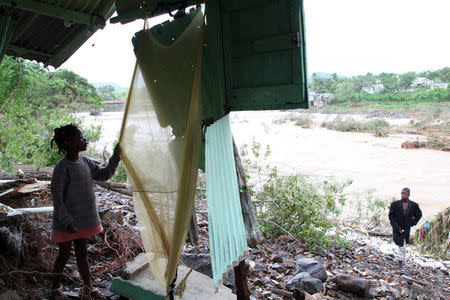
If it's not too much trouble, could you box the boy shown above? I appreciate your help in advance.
[388,188,422,269]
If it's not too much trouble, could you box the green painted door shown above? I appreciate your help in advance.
[221,0,308,111]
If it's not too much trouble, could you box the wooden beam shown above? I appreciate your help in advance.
[234,260,250,300]
[109,0,202,24]
[0,0,105,26]
[0,13,17,63]
[233,137,261,248]
[46,26,92,67]
[7,44,51,57]
[187,204,199,245]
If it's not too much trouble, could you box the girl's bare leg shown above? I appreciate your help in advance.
[74,239,105,299]
[74,238,91,287]
[52,241,72,290]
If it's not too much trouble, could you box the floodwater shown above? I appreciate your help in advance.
[78,110,450,223]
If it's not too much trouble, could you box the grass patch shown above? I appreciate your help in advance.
[425,135,450,151]
[321,116,390,137]
[273,113,314,128]
[414,207,450,260]
[311,101,449,114]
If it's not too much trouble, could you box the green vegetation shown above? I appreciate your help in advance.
[414,207,449,260]
[272,113,314,128]
[113,89,128,101]
[321,116,390,137]
[362,88,449,103]
[310,67,450,105]
[240,140,351,251]
[346,190,392,232]
[112,163,128,182]
[0,56,102,170]
[97,84,117,100]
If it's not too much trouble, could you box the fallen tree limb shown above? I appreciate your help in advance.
[269,287,293,298]
[94,181,132,196]
[257,218,302,245]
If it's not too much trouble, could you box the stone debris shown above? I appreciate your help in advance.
[0,171,449,299]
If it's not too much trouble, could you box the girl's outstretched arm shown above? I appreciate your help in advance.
[85,151,121,181]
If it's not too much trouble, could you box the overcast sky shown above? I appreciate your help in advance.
[61,0,450,87]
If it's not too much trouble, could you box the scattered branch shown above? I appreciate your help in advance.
[257,218,302,245]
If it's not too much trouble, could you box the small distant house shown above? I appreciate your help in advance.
[411,77,435,88]
[309,92,333,107]
[103,100,125,111]
[362,84,384,94]
[431,83,449,90]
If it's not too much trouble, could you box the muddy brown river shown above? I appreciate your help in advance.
[79,110,449,224]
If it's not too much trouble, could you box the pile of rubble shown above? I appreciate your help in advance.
[1,171,449,299]
[0,174,143,299]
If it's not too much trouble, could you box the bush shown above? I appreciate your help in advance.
[414,207,449,259]
[0,110,101,170]
[272,113,314,128]
[240,139,351,251]
[0,56,103,170]
[254,169,351,251]
[112,163,127,182]
[321,116,390,137]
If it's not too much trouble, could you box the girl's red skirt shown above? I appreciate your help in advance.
[51,224,103,243]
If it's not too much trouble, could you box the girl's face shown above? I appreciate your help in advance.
[65,128,88,153]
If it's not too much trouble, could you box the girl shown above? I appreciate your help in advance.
[50,124,121,299]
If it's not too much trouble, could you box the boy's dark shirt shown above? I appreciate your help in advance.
[388,200,422,246]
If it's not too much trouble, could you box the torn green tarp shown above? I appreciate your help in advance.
[205,114,248,284]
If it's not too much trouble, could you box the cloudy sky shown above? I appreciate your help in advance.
[61,0,450,87]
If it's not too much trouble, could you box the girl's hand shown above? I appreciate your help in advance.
[113,144,121,157]
[67,222,78,233]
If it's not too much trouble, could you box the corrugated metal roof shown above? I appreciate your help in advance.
[1,0,115,67]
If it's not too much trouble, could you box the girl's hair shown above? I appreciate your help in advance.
[51,124,80,156]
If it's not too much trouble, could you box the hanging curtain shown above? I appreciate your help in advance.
[118,9,204,292]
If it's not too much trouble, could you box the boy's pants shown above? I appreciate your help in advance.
[397,239,406,262]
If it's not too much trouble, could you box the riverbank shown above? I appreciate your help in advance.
[77,109,450,225]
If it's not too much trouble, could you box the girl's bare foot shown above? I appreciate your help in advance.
[81,286,106,300]
[51,288,65,300]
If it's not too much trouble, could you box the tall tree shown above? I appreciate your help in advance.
[334,79,358,102]
[0,55,101,170]
[437,67,450,83]
[97,84,117,100]
[399,72,417,91]
[378,72,399,93]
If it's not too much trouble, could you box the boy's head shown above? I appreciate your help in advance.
[51,124,87,156]
[401,188,410,200]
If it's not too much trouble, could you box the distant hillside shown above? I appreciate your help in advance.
[92,82,127,91]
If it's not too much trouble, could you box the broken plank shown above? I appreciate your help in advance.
[17,182,48,194]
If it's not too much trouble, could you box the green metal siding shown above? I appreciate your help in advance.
[0,0,115,67]
[222,0,308,111]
